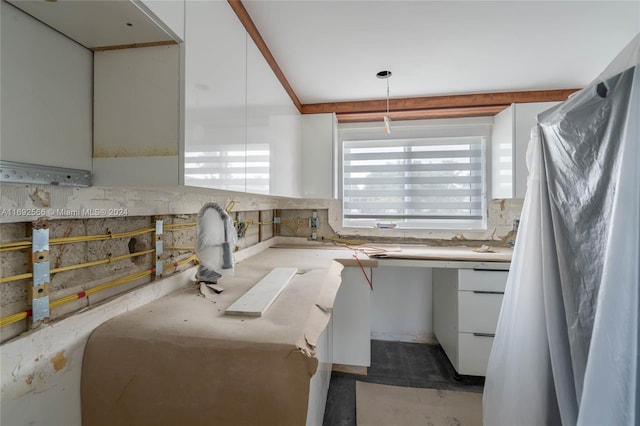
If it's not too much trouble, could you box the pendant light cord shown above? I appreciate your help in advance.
[386,78,390,115]
[377,70,392,134]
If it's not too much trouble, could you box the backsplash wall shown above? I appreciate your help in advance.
[1,183,523,343]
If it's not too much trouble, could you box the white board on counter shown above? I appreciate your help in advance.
[226,267,298,317]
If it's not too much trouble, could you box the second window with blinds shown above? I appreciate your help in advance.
[340,118,491,230]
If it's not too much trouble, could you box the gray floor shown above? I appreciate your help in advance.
[322,340,484,426]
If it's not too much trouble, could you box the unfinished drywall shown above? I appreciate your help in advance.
[1,182,524,345]
[278,198,523,246]
[0,184,279,224]
[0,211,278,343]
[0,184,283,343]
[277,208,334,241]
[230,209,276,250]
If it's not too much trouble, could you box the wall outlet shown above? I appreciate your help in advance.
[309,211,319,228]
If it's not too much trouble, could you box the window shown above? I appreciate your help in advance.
[341,120,489,230]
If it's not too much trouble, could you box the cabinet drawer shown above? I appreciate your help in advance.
[458,291,504,334]
[458,269,508,292]
[458,332,495,376]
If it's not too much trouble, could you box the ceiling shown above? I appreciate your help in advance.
[242,1,640,105]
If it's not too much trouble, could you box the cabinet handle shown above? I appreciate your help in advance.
[472,267,509,272]
[473,332,495,338]
[472,290,504,295]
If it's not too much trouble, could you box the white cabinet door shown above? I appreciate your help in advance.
[332,267,371,367]
[433,268,508,376]
[490,106,514,199]
[491,102,559,199]
[513,102,559,197]
[433,268,460,370]
[247,38,301,197]
[301,113,337,199]
[306,315,332,426]
[185,1,300,195]
[458,269,508,292]
[246,37,277,195]
[458,291,504,334]
[184,0,247,192]
[458,333,494,376]
[269,110,302,197]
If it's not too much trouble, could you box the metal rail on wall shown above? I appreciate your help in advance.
[0,220,199,329]
[0,208,344,329]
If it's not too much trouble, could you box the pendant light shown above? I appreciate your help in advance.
[377,70,392,134]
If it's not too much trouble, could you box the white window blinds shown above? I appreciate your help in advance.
[343,136,486,228]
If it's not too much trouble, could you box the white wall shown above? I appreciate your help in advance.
[370,266,434,342]
[0,1,93,171]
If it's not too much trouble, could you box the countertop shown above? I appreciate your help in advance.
[81,248,346,426]
[81,245,511,425]
[271,243,513,269]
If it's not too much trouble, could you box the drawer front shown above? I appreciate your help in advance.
[458,332,495,376]
[458,269,508,292]
[458,291,504,334]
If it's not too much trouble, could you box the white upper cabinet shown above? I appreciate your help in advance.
[491,101,559,199]
[1,1,93,171]
[138,0,185,41]
[184,1,301,197]
[301,113,337,199]
[184,0,247,192]
[491,107,515,199]
[7,0,302,194]
[6,0,180,49]
[247,38,302,197]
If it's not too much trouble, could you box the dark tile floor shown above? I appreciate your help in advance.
[322,340,484,426]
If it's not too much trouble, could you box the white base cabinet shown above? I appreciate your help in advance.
[433,268,508,376]
[306,313,333,426]
[332,267,371,367]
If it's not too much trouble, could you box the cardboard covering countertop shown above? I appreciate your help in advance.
[81,248,347,426]
[81,245,511,426]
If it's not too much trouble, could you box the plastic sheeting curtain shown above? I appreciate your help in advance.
[484,34,640,425]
